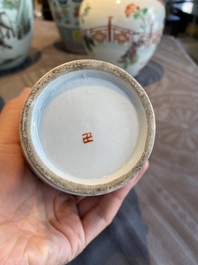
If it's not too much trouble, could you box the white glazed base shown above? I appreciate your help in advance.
[20,60,155,195]
[33,70,144,183]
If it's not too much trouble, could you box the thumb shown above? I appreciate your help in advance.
[0,88,31,145]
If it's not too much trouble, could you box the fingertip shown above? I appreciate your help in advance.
[144,160,149,171]
[20,87,31,97]
[0,88,32,145]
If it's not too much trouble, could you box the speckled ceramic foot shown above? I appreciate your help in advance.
[20,59,155,195]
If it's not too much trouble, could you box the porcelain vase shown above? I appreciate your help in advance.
[79,0,165,76]
[48,0,85,54]
[0,0,34,71]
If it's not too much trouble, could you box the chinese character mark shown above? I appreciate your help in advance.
[82,132,94,144]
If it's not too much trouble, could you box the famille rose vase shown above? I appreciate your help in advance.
[79,0,165,76]
[0,0,33,71]
[48,0,85,54]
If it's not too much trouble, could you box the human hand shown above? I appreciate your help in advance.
[0,88,149,265]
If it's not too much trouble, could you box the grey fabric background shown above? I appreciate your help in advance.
[68,189,150,265]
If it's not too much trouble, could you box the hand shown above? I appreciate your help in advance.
[0,88,149,265]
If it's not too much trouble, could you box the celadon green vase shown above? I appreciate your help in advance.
[0,0,34,71]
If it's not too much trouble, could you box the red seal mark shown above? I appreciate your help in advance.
[82,132,94,144]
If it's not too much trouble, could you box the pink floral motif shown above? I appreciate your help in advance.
[54,11,62,22]
[125,4,140,17]
[156,0,165,5]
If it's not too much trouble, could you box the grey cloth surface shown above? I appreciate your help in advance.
[68,189,150,265]
[135,60,164,88]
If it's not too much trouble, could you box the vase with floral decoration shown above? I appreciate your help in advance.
[48,0,85,54]
[0,0,34,71]
[79,0,165,76]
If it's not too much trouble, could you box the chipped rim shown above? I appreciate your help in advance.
[20,59,155,196]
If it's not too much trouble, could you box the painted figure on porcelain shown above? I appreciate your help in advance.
[79,0,165,76]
